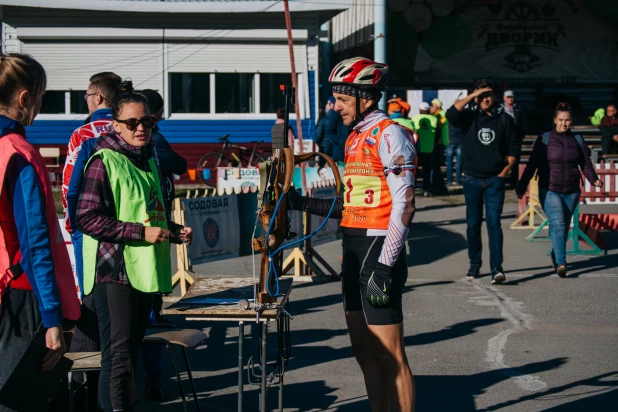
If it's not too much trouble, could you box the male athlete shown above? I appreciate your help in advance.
[288,57,417,411]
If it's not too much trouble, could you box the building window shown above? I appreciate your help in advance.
[70,90,88,114]
[260,73,291,113]
[215,73,254,113]
[171,73,210,113]
[40,91,66,114]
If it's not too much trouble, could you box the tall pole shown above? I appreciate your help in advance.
[283,0,307,192]
[0,6,4,54]
[374,0,387,110]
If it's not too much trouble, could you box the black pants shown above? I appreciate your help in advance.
[602,136,618,155]
[94,283,153,412]
[0,290,45,412]
[341,235,408,325]
[420,152,433,192]
[70,294,100,352]
[431,144,447,194]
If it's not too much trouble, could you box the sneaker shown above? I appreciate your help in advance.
[146,380,165,402]
[491,268,506,284]
[556,264,568,278]
[466,264,481,279]
[423,191,432,197]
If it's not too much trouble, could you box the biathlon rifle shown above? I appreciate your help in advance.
[252,85,342,303]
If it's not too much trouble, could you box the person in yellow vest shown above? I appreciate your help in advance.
[288,57,417,411]
[0,54,81,407]
[76,80,193,412]
[430,98,448,194]
[411,102,437,196]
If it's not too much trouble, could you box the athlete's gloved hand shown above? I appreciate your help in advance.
[286,187,306,211]
[367,262,393,307]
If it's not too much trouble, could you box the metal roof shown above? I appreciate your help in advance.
[1,0,350,13]
[2,0,349,30]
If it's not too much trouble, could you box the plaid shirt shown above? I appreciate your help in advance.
[76,132,182,286]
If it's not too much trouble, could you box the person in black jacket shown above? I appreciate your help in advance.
[317,96,347,168]
[599,104,618,155]
[516,103,602,278]
[446,80,519,284]
[316,97,335,166]
[140,89,188,218]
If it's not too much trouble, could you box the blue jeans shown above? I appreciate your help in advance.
[539,189,580,266]
[463,175,506,272]
[446,144,462,184]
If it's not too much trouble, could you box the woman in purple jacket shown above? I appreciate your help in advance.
[517,103,602,277]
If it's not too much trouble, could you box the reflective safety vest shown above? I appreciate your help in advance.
[435,109,449,146]
[341,119,416,231]
[82,149,172,295]
[0,132,80,320]
[411,114,438,154]
[392,117,415,133]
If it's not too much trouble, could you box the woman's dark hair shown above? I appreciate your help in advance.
[111,80,149,119]
[554,102,572,118]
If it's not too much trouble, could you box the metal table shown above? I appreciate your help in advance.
[163,277,293,412]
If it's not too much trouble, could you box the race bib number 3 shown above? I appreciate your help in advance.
[344,176,381,208]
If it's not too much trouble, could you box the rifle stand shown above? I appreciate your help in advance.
[510,177,548,231]
[281,213,339,281]
[305,212,340,280]
[552,204,606,256]
[526,218,551,242]
[282,247,327,278]
[171,198,196,296]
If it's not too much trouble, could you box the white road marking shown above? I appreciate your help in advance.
[467,281,548,392]
[505,273,618,279]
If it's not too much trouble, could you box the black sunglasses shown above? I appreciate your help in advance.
[115,115,156,131]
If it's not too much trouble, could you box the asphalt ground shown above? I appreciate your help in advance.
[135,196,618,411]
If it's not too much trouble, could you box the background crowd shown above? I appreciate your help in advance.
[0,51,614,411]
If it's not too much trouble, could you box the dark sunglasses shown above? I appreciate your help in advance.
[478,92,493,100]
[115,115,156,131]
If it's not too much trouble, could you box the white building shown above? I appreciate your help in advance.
[1,0,351,145]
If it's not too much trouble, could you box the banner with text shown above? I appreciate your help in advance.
[182,196,240,263]
[216,167,260,195]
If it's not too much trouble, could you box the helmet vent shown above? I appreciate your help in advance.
[339,68,353,77]
[359,74,376,81]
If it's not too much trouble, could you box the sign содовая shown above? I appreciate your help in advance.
[181,195,241,263]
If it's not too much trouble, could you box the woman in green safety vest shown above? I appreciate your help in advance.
[76,80,193,412]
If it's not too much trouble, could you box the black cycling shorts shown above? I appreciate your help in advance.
[341,235,408,325]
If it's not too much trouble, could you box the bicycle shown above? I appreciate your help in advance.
[196,134,271,186]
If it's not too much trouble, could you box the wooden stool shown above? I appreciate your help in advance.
[143,329,207,412]
[65,352,101,412]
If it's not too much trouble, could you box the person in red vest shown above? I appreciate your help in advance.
[0,53,81,403]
